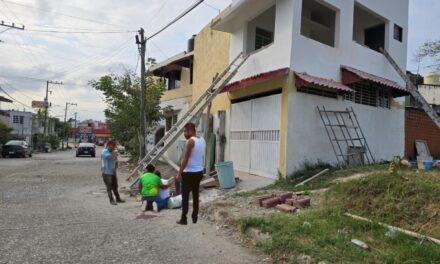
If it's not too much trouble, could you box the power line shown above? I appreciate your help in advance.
[202,1,220,12]
[145,0,171,27]
[26,29,136,34]
[0,84,32,109]
[2,0,132,30]
[147,0,205,40]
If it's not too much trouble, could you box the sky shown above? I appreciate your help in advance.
[0,0,438,122]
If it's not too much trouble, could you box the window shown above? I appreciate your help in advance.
[164,70,181,90]
[344,82,391,108]
[297,86,338,99]
[394,24,403,42]
[245,5,275,54]
[165,114,178,131]
[301,0,337,47]
[353,3,386,53]
[255,28,273,50]
[13,115,23,124]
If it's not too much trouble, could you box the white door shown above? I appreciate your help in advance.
[230,94,281,179]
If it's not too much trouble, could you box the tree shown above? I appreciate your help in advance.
[90,67,170,159]
[418,40,440,70]
[0,122,13,145]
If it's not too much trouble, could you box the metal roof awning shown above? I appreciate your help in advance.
[221,68,289,93]
[295,72,354,93]
[149,51,194,76]
[341,65,408,96]
[0,95,13,103]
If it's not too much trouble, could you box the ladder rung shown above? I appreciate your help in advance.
[319,110,351,114]
[324,124,358,129]
[337,153,364,157]
[332,138,363,141]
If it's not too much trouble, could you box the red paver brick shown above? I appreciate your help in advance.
[275,192,293,203]
[276,204,296,213]
[255,194,274,207]
[262,197,281,208]
[295,197,311,208]
[285,198,295,206]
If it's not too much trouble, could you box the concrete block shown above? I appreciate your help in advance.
[262,197,281,208]
[276,204,296,213]
[255,194,274,207]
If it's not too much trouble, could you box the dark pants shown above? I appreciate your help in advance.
[102,174,122,202]
[142,196,169,211]
[181,171,203,221]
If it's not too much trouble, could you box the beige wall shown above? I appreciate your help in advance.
[160,68,193,103]
[193,22,231,114]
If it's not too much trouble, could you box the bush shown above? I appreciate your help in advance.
[46,135,60,150]
[0,123,13,145]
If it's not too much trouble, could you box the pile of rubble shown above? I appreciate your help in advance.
[255,192,311,213]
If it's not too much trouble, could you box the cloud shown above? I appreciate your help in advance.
[1,0,437,120]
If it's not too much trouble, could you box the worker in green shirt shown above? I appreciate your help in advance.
[139,164,166,212]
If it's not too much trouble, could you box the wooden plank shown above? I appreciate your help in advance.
[295,169,330,187]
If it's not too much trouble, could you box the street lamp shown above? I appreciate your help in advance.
[62,102,77,150]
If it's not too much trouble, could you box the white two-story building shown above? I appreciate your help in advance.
[211,0,409,177]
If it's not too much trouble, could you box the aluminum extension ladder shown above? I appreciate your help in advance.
[380,48,440,128]
[317,106,375,168]
[127,52,249,191]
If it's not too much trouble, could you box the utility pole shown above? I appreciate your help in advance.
[62,102,77,150]
[0,20,25,44]
[74,112,78,143]
[136,28,147,159]
[43,80,62,138]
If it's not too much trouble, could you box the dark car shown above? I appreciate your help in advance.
[76,143,96,157]
[2,140,32,158]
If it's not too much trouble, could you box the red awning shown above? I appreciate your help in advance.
[295,72,354,93]
[341,65,407,93]
[221,68,290,93]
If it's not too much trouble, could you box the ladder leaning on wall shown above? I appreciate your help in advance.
[380,47,440,128]
[317,106,375,168]
[127,52,249,192]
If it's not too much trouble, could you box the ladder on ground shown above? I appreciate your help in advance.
[317,106,375,168]
[127,52,249,191]
[380,48,440,128]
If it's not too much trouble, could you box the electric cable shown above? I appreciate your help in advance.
[147,0,205,40]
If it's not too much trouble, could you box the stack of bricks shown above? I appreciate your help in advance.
[255,192,311,213]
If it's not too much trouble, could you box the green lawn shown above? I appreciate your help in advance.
[238,167,440,263]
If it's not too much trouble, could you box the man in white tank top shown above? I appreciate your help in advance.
[175,122,206,225]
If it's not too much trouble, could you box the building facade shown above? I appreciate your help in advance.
[152,0,409,178]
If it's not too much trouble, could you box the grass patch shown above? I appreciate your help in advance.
[239,209,440,263]
[326,169,440,238]
[234,163,388,197]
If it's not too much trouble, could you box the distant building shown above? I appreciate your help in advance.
[70,120,111,143]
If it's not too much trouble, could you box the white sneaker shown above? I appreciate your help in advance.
[152,202,158,213]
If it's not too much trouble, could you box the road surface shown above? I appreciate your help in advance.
[0,148,262,264]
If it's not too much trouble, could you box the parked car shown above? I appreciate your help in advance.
[2,140,32,158]
[96,140,105,146]
[76,143,96,157]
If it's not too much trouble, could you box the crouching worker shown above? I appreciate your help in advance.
[139,164,167,212]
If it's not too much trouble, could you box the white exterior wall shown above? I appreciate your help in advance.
[286,93,404,173]
[291,0,408,86]
[8,110,33,144]
[229,0,294,82]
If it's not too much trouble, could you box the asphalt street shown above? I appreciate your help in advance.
[0,148,261,264]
